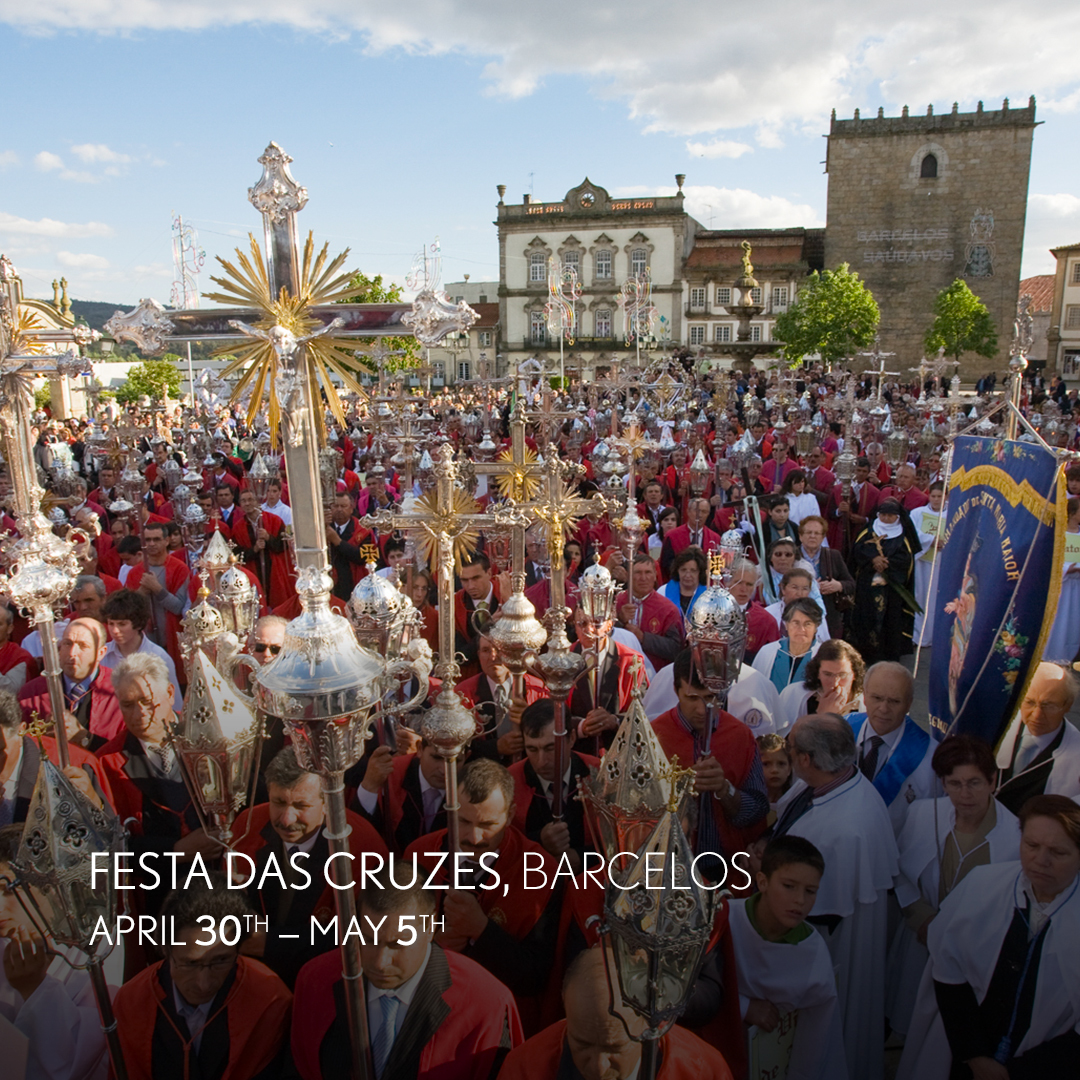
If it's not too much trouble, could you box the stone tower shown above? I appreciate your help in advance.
[824,98,1038,376]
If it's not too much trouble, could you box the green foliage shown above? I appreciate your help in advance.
[773,264,880,366]
[34,383,51,410]
[338,272,420,374]
[115,358,182,405]
[925,279,999,364]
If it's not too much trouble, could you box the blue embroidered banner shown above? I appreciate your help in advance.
[927,436,1065,746]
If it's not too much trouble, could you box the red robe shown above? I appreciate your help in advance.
[291,945,522,1080]
[18,665,125,746]
[614,589,684,672]
[497,1020,733,1080]
[125,556,191,675]
[744,600,781,660]
[112,956,292,1080]
[880,483,930,511]
[0,640,35,682]
[824,480,881,554]
[229,510,295,608]
[653,706,766,857]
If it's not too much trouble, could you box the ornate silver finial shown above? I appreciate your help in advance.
[248,142,309,223]
[104,298,175,355]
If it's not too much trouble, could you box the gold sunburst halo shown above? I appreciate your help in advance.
[203,232,369,441]
[494,447,541,502]
[412,486,483,567]
[12,309,49,355]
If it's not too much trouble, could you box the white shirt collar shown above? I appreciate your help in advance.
[861,718,906,753]
[1019,723,1061,756]
[538,764,574,798]
[285,828,323,856]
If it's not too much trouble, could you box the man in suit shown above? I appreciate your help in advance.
[290,873,522,1080]
[354,738,448,855]
[509,699,598,869]
[454,553,503,680]
[660,497,721,577]
[996,661,1080,813]
[636,479,670,530]
[233,746,388,987]
[325,491,374,602]
[804,444,837,509]
[523,531,548,589]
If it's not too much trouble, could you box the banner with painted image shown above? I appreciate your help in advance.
[927,435,1065,747]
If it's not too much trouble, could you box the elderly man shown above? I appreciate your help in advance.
[230,746,387,988]
[614,555,684,672]
[498,947,733,1079]
[995,661,1080,813]
[882,463,929,511]
[846,662,936,834]
[250,614,287,665]
[774,713,898,1080]
[18,616,125,750]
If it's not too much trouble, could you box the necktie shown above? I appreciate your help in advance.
[372,993,401,1078]
[494,681,510,717]
[421,786,443,832]
[692,530,701,547]
[149,742,175,778]
[1015,731,1041,773]
[860,735,885,780]
[476,600,489,614]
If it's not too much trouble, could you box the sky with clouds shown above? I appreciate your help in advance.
[0,1,1077,305]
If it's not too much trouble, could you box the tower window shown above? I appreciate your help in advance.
[920,154,938,178]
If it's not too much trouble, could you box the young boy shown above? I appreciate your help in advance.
[728,835,848,1079]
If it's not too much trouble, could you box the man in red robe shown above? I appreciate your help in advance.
[0,605,34,693]
[291,873,522,1080]
[652,650,769,868]
[454,553,505,681]
[660,498,722,577]
[497,947,734,1079]
[124,521,190,676]
[824,457,881,556]
[229,746,388,988]
[614,555,684,672]
[112,883,292,1080]
[18,617,125,750]
[231,489,295,608]
[404,758,564,1033]
[880,462,930,511]
[354,738,448,854]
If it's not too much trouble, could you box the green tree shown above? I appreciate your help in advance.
[115,357,182,405]
[34,383,51,411]
[925,279,998,365]
[338,272,420,374]
[773,263,880,366]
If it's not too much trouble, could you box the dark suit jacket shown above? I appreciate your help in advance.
[996,724,1065,815]
[813,546,856,638]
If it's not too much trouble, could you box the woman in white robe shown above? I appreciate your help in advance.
[886,735,1020,1037]
[898,795,1080,1080]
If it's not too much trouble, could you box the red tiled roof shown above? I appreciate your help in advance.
[686,243,806,271]
[1019,275,1054,313]
[471,302,500,327]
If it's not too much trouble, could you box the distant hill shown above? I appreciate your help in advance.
[70,299,130,331]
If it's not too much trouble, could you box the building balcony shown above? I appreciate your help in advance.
[519,335,623,351]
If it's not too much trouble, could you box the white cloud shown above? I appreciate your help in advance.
[133,262,172,277]
[70,142,132,164]
[614,184,824,230]
[0,150,18,169]
[0,211,113,238]
[56,251,110,269]
[34,150,63,171]
[0,3,1077,139]
[685,139,753,160]
[1021,193,1080,278]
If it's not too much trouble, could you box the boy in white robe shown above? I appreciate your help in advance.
[729,835,847,1080]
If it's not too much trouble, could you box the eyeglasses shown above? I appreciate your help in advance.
[253,643,282,655]
[1022,700,1067,714]
[170,955,236,974]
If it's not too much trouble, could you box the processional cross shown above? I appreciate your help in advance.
[106,142,478,1080]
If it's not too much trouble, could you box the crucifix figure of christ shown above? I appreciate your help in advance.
[361,443,529,849]
[106,142,478,1080]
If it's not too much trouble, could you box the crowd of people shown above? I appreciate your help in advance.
[2,359,1080,1080]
